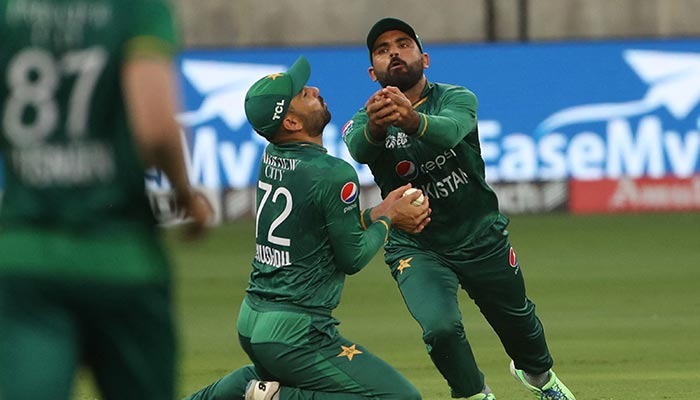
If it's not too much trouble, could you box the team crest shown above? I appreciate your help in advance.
[395,160,418,181]
[340,182,359,204]
[337,344,363,361]
[341,120,354,138]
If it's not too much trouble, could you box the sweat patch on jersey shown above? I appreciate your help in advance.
[340,182,358,204]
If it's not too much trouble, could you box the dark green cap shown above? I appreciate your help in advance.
[244,56,311,139]
[366,17,423,61]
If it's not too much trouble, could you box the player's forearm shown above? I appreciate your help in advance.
[149,135,194,203]
[412,111,476,149]
[412,88,478,149]
[343,124,383,164]
[123,59,194,203]
[331,217,390,274]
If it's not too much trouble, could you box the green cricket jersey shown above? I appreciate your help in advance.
[344,81,506,255]
[0,0,177,282]
[246,142,390,315]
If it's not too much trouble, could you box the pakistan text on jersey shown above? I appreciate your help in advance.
[11,141,116,187]
[255,244,291,268]
[420,167,470,199]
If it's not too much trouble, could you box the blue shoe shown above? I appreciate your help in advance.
[509,360,575,400]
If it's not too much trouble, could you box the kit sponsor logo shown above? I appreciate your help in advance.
[340,182,359,204]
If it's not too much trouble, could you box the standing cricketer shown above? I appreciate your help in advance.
[0,0,211,399]
[342,17,576,400]
[183,56,430,400]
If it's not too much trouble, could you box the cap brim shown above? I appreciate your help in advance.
[287,56,311,98]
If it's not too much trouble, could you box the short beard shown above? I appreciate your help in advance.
[306,108,332,137]
[375,58,424,92]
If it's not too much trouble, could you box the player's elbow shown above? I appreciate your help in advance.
[337,262,364,275]
[334,254,368,275]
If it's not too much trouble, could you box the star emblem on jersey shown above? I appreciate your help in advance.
[337,344,363,361]
[397,257,413,274]
[266,73,283,80]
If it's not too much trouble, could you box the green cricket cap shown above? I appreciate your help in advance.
[244,56,311,139]
[366,17,423,61]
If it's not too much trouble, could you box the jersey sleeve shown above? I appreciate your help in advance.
[342,110,385,165]
[124,0,178,60]
[315,160,389,275]
[412,86,478,149]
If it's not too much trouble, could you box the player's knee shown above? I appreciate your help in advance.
[422,318,463,343]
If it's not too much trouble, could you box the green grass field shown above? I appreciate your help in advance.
[77,213,700,399]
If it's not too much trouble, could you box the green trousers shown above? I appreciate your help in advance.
[386,237,553,398]
[184,298,420,400]
[0,276,175,400]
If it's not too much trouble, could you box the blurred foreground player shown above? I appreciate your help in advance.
[0,0,211,399]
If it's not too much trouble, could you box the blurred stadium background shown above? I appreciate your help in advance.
[62,0,700,398]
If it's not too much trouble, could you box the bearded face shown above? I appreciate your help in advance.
[284,89,332,139]
[372,55,424,92]
[302,95,332,137]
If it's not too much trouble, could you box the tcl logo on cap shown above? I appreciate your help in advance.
[340,182,358,204]
[395,160,418,181]
[272,99,285,120]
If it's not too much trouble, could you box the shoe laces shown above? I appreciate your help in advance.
[540,383,569,400]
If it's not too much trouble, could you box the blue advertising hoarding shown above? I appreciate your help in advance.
[159,38,700,191]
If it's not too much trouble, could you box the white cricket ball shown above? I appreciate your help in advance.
[402,188,425,206]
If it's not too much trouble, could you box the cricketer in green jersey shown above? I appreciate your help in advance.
[342,18,576,400]
[0,0,211,399]
[183,56,430,400]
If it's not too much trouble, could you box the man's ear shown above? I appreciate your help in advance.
[422,53,430,69]
[368,66,377,82]
[282,113,302,132]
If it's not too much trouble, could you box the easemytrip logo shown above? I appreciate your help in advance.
[481,49,700,182]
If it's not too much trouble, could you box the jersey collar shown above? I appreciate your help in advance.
[413,80,435,109]
[273,141,327,154]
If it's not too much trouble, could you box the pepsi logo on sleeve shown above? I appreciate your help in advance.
[340,182,359,204]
